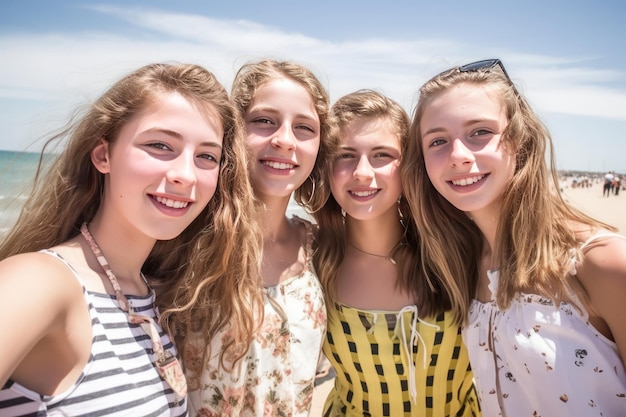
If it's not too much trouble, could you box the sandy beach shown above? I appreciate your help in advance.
[310,180,626,416]
[559,181,626,232]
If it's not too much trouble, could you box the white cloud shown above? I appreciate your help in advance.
[0,5,625,161]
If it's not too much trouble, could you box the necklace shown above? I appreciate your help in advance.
[348,241,398,265]
[80,223,187,398]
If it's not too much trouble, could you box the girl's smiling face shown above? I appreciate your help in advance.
[420,83,516,219]
[244,77,321,201]
[95,91,223,241]
[331,116,403,222]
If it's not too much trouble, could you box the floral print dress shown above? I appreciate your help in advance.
[187,217,327,417]
[463,233,626,416]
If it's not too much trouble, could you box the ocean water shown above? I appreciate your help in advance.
[0,150,49,235]
[0,149,311,237]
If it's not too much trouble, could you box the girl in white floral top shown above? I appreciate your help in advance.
[186,59,337,417]
[405,58,626,416]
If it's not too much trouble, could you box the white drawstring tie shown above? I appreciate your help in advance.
[395,305,440,405]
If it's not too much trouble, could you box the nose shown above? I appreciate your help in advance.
[166,152,197,187]
[450,138,474,167]
[270,124,296,150]
[353,155,374,180]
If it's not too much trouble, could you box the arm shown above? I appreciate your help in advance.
[576,235,626,370]
[460,360,482,416]
[0,252,78,386]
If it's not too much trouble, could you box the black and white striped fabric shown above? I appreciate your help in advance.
[0,250,187,416]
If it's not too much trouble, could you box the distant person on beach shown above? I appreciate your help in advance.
[313,90,480,416]
[0,63,256,415]
[614,174,621,196]
[183,59,334,416]
[406,58,626,416]
[604,171,614,197]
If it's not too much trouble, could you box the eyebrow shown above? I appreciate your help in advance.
[143,127,223,149]
[339,145,398,152]
[247,106,319,123]
[422,118,499,136]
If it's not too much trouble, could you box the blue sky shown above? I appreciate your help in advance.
[1,0,624,172]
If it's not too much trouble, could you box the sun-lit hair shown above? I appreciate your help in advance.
[403,63,614,324]
[231,59,338,213]
[312,89,455,317]
[140,67,263,381]
[0,62,263,381]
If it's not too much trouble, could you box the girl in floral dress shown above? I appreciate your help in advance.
[405,58,626,416]
[185,59,337,417]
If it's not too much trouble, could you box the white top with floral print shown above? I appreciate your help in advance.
[463,233,626,417]
[187,217,327,417]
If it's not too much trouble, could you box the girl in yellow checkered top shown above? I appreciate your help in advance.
[313,89,480,416]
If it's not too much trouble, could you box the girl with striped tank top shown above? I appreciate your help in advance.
[313,90,480,416]
[0,62,259,416]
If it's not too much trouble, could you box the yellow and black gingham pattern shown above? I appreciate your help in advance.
[322,304,481,417]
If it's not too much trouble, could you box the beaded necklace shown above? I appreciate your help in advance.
[80,223,187,398]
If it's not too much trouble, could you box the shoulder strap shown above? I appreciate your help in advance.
[39,249,86,287]
[290,215,314,263]
[580,231,626,251]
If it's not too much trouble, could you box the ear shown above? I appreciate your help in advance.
[91,138,111,174]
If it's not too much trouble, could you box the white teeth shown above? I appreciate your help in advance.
[155,196,189,208]
[452,175,485,186]
[350,190,377,197]
[263,161,295,170]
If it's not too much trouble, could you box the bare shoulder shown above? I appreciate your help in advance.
[0,251,88,387]
[290,214,317,243]
[0,251,83,315]
[578,232,626,277]
[575,233,626,338]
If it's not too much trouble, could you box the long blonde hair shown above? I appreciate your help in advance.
[312,90,458,318]
[404,62,614,323]
[231,59,337,213]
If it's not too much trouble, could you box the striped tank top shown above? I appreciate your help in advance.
[0,250,187,416]
[323,304,481,416]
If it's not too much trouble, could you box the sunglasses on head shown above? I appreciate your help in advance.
[460,59,510,78]
[456,58,519,95]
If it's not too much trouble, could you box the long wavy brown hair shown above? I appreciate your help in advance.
[0,63,263,380]
[403,62,614,325]
[1,63,247,259]
[140,67,263,380]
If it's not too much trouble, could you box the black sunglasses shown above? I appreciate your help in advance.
[459,59,510,80]
[457,58,519,95]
